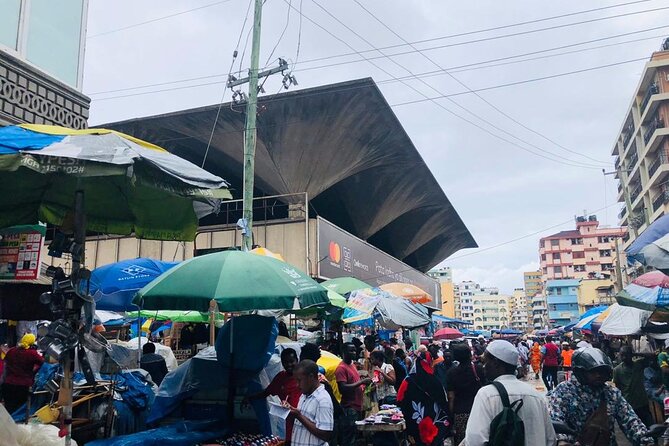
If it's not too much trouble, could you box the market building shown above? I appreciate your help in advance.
[510,288,530,332]
[36,78,476,310]
[612,39,669,248]
[0,0,89,128]
[531,292,549,330]
[539,215,625,282]
[577,278,615,313]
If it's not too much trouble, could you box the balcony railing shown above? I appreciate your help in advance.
[644,118,665,144]
[623,130,633,148]
[630,183,642,203]
[653,193,665,212]
[649,153,668,178]
[615,157,621,170]
[628,151,639,169]
[619,207,627,219]
[641,83,660,113]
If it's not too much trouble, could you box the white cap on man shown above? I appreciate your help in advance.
[486,340,519,366]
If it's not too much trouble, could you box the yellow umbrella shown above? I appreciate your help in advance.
[250,246,285,261]
[380,282,432,304]
[318,350,343,402]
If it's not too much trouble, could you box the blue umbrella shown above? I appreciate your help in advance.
[579,306,608,320]
[89,258,179,311]
[626,214,669,263]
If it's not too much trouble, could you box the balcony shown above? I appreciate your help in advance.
[644,118,665,144]
[641,83,660,114]
[619,207,627,219]
[623,130,633,148]
[648,153,667,178]
[652,193,665,213]
[630,183,642,203]
[628,151,639,170]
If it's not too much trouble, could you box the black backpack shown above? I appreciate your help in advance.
[488,381,525,446]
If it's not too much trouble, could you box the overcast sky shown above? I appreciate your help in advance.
[83,0,669,294]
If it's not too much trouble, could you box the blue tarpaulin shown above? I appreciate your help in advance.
[432,314,473,325]
[86,420,229,446]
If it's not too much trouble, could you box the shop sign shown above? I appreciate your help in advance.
[0,224,46,281]
[317,217,441,309]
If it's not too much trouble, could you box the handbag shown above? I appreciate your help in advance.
[577,398,610,446]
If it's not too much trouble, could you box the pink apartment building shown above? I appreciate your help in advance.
[539,216,626,282]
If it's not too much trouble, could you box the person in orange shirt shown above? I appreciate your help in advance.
[560,341,574,370]
[530,341,542,379]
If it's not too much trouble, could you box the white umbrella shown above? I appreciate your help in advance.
[599,304,652,336]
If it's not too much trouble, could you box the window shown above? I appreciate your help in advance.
[543,267,548,274]
[599,250,612,257]
[552,253,560,260]
[541,254,546,261]
[574,265,586,272]
[551,240,560,247]
[601,264,613,271]
[573,251,585,259]
[598,236,611,243]
[570,238,583,245]
[556,288,562,295]
[553,266,561,273]
[0,0,21,50]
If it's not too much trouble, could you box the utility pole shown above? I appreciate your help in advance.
[241,0,263,252]
[230,0,296,251]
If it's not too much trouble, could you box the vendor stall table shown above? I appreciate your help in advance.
[356,419,406,446]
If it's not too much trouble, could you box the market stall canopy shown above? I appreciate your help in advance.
[379,282,432,304]
[343,288,430,329]
[0,125,231,240]
[102,78,476,270]
[128,310,222,323]
[134,250,330,312]
[616,271,669,311]
[321,277,371,296]
[599,303,652,336]
[88,258,179,312]
[626,214,669,263]
[432,314,473,325]
[630,235,669,274]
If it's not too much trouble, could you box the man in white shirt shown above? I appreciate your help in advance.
[284,360,334,446]
[462,340,557,446]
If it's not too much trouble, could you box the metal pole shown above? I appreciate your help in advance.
[241,0,264,252]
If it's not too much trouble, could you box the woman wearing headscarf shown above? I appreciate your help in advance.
[1,334,44,413]
[397,352,450,446]
[530,340,543,379]
[446,343,484,446]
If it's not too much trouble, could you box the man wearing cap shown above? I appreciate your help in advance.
[462,340,556,446]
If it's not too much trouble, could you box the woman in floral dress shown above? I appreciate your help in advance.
[397,351,450,446]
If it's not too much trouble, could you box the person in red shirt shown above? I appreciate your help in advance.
[541,336,561,390]
[336,343,372,446]
[2,334,44,414]
[245,348,301,445]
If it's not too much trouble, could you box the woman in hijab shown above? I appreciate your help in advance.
[446,343,484,446]
[530,340,543,379]
[397,351,450,446]
[1,334,44,413]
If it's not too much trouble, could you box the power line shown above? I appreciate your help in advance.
[264,0,292,66]
[309,0,607,169]
[87,0,236,39]
[86,22,669,97]
[391,56,649,107]
[351,0,612,165]
[294,2,669,67]
[201,0,254,168]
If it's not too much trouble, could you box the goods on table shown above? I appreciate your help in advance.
[356,405,404,425]
[203,433,285,446]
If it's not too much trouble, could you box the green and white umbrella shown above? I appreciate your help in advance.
[135,250,331,312]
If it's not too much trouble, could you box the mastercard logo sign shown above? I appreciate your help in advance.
[329,241,341,263]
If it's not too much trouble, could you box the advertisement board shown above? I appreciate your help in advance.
[317,217,441,309]
[0,224,46,281]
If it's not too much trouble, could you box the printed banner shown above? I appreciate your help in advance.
[0,224,46,281]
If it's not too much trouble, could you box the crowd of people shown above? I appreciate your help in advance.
[246,332,669,446]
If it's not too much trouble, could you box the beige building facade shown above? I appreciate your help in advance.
[613,43,669,249]
[539,216,625,283]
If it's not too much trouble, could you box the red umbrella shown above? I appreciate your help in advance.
[632,270,669,288]
[434,327,464,340]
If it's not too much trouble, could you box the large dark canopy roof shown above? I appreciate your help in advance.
[102,78,476,271]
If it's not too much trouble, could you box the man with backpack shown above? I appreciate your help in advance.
[462,340,556,446]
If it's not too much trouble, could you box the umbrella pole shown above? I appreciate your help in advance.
[209,300,217,345]
[227,315,236,424]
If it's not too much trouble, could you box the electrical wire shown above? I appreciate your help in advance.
[201,0,254,168]
[87,26,668,97]
[294,0,304,67]
[351,0,612,166]
[88,0,236,39]
[309,0,608,169]
[265,0,292,66]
